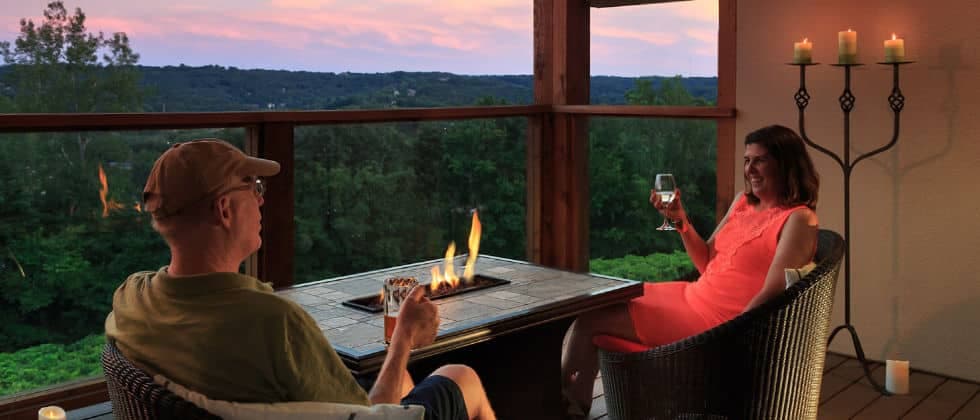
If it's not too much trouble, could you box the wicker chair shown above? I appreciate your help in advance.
[102,339,221,420]
[597,229,845,420]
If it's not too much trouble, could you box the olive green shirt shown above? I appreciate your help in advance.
[104,267,370,405]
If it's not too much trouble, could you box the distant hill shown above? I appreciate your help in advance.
[136,66,717,112]
[0,64,717,112]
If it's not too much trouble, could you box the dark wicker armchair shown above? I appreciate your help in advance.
[597,229,845,420]
[102,339,221,420]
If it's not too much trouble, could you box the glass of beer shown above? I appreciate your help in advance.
[383,277,418,343]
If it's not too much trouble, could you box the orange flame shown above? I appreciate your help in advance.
[430,211,482,292]
[892,33,897,40]
[430,266,443,293]
[98,164,125,217]
[462,211,481,280]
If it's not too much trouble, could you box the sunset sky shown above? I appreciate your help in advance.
[1,0,718,77]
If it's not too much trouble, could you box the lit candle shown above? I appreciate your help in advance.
[838,29,858,64]
[885,360,910,394]
[37,406,66,420]
[884,33,905,62]
[793,38,813,64]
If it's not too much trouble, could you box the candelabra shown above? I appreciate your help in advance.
[790,59,914,395]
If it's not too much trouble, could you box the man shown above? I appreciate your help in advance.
[105,139,495,420]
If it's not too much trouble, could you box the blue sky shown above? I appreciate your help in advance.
[1,0,719,77]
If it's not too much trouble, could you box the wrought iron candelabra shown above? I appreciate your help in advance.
[790,59,914,395]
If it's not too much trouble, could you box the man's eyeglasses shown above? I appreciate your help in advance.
[222,177,266,198]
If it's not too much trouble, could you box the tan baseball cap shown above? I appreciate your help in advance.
[143,139,280,218]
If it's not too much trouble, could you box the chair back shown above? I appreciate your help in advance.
[102,339,221,420]
[598,229,845,420]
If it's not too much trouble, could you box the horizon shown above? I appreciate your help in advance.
[1,0,718,77]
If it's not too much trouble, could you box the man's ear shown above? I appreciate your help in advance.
[213,195,234,229]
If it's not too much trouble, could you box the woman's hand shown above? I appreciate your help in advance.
[650,188,688,225]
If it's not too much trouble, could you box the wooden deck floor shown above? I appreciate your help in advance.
[70,352,979,420]
[587,352,980,420]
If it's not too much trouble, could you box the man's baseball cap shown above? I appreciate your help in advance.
[143,139,280,218]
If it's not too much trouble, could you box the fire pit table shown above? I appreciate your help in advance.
[278,255,642,419]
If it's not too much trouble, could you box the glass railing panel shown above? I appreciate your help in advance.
[294,118,528,284]
[0,128,245,398]
[588,117,717,281]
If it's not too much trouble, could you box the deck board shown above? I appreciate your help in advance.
[820,359,882,403]
[950,390,980,420]
[903,380,980,420]
[818,364,884,419]
[852,370,946,419]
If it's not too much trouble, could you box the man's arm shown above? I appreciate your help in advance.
[368,286,438,404]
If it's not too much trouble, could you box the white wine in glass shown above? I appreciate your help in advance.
[655,173,676,231]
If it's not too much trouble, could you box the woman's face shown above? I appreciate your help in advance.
[744,143,782,202]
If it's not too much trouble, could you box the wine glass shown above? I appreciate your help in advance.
[654,173,676,231]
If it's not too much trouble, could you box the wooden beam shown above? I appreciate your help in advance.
[530,0,590,272]
[589,0,692,8]
[0,105,549,133]
[246,123,295,289]
[716,0,737,220]
[553,105,736,118]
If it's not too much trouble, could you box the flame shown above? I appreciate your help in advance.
[429,210,482,293]
[430,266,443,292]
[443,242,459,287]
[134,202,142,212]
[462,211,481,280]
[98,164,125,217]
[892,33,897,40]
[803,38,808,43]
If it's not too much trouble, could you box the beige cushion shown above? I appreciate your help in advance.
[784,262,817,289]
[154,375,425,420]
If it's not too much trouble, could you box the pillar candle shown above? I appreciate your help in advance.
[885,360,910,394]
[884,33,905,62]
[793,38,813,64]
[38,406,66,420]
[838,29,858,64]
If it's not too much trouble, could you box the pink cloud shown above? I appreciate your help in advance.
[592,26,678,45]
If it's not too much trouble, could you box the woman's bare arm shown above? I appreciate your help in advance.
[744,208,819,311]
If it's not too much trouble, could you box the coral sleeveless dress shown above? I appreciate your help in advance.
[627,195,812,347]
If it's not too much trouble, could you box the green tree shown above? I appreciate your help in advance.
[0,1,143,114]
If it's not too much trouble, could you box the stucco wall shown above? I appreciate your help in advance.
[736,0,980,381]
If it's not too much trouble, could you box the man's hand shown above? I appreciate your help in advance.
[393,286,439,349]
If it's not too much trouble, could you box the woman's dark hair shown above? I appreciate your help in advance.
[744,125,819,209]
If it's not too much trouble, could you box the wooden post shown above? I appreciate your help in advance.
[716,0,737,219]
[529,0,590,272]
[246,123,295,288]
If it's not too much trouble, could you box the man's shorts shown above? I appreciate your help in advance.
[401,374,468,420]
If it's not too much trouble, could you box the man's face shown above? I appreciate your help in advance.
[223,175,265,257]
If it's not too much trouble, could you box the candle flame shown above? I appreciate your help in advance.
[892,33,897,40]
[803,37,808,43]
[848,28,853,32]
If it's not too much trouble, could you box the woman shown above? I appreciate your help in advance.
[561,125,820,415]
